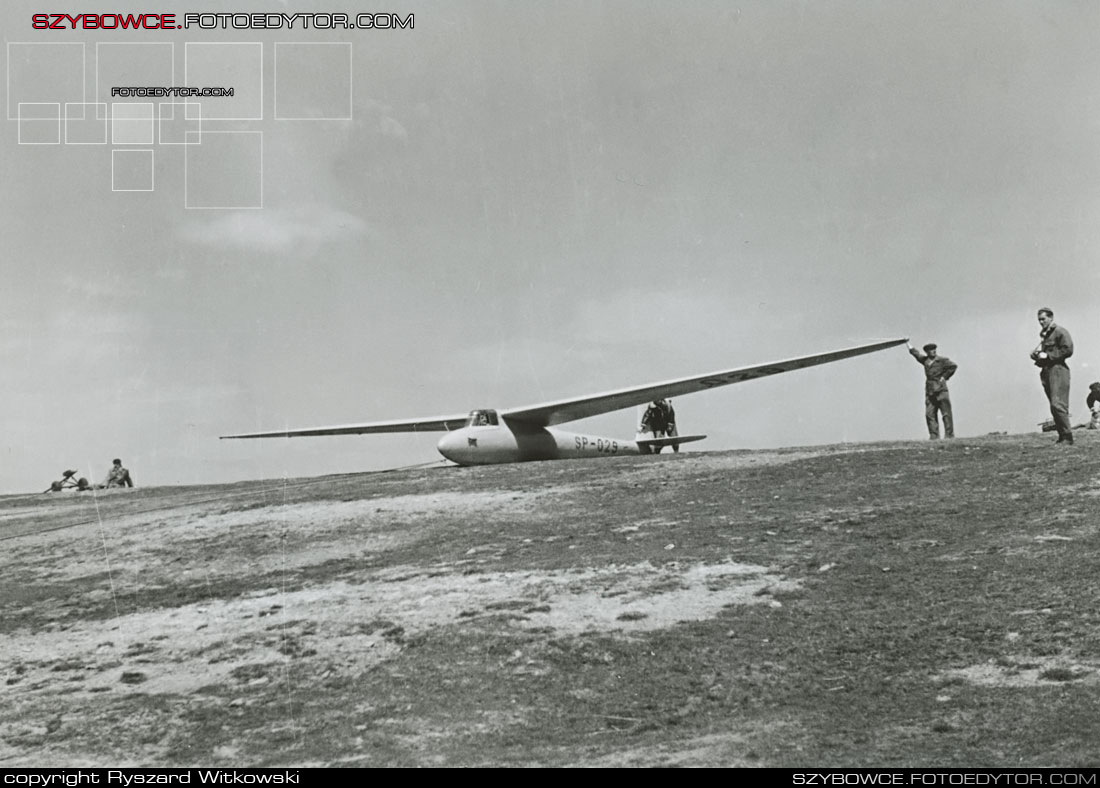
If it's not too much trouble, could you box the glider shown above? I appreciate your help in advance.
[221,338,907,465]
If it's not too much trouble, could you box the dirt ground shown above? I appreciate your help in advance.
[3,436,1100,766]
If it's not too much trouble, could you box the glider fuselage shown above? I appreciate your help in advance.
[436,420,635,465]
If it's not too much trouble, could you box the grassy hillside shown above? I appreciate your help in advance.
[2,434,1099,766]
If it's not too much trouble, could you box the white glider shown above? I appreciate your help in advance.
[222,338,907,465]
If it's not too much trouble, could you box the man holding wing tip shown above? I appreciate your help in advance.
[1031,307,1074,445]
[907,339,958,440]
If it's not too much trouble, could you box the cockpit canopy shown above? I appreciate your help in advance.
[466,409,499,427]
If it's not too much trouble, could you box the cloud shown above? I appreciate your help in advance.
[59,274,138,299]
[377,116,408,143]
[178,206,376,255]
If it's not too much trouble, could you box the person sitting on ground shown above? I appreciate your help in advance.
[1087,382,1100,430]
[104,458,134,488]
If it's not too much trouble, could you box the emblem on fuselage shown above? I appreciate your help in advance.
[467,437,478,447]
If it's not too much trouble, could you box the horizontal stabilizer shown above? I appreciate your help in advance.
[636,434,706,448]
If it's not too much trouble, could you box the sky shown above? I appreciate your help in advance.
[2,0,1099,493]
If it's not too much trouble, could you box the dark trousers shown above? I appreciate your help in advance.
[1041,364,1072,438]
[925,390,953,439]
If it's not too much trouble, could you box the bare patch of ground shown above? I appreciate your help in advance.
[2,558,791,703]
[941,655,1100,688]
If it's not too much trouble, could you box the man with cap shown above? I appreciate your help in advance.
[1031,308,1074,444]
[908,340,958,439]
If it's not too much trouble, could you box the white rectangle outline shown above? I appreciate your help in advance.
[158,101,202,145]
[64,100,108,122]
[111,102,155,145]
[184,130,263,210]
[273,42,353,120]
[111,148,155,192]
[184,41,263,121]
[65,102,108,144]
[95,41,175,112]
[7,42,86,121]
[17,102,61,145]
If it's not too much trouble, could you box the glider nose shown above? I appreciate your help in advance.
[436,430,467,464]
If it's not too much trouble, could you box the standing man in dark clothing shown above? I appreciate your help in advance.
[656,399,679,453]
[1031,308,1074,444]
[908,340,958,439]
[639,399,680,453]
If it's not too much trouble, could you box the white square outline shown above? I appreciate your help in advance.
[111,102,154,145]
[95,42,174,109]
[184,42,263,121]
[17,103,61,145]
[184,130,263,210]
[111,148,155,192]
[7,42,86,121]
[274,42,353,120]
[65,102,108,144]
[158,101,202,145]
[64,100,108,122]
